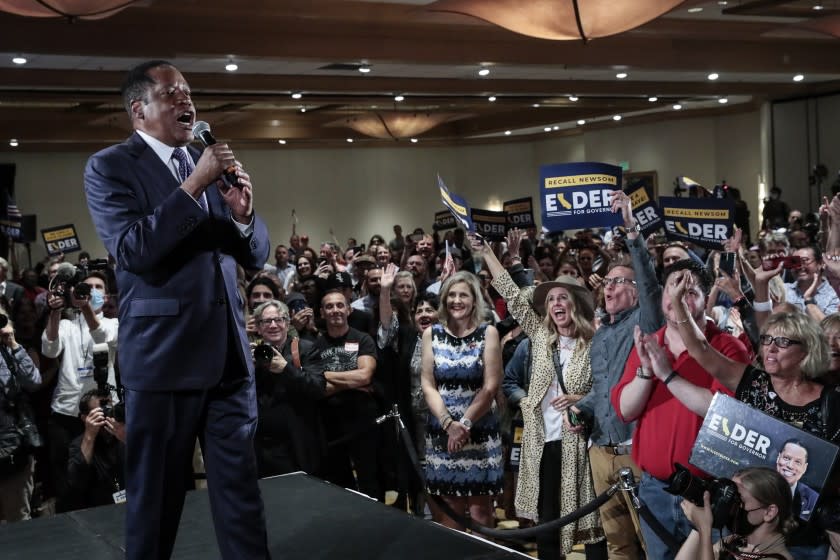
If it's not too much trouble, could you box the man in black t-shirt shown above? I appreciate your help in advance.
[314,290,382,500]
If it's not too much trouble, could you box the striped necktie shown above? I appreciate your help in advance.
[172,149,208,213]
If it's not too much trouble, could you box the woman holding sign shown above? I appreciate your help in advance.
[666,268,840,559]
[474,229,606,560]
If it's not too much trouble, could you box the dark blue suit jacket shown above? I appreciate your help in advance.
[795,481,819,521]
[84,132,270,391]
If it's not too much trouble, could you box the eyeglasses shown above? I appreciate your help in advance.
[758,335,802,348]
[258,317,289,326]
[478,275,490,281]
[602,276,636,287]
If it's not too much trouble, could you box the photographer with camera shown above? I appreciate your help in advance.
[676,467,796,560]
[41,270,118,513]
[65,389,125,511]
[252,300,326,477]
[0,312,42,522]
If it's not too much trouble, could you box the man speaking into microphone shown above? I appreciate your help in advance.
[84,60,271,560]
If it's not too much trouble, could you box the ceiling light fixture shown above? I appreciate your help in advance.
[793,74,805,82]
[488,96,497,102]
[277,139,287,144]
[577,120,586,125]
[553,125,559,130]
[300,107,307,113]
[568,95,578,101]
[613,115,622,121]
[707,72,719,81]
[394,95,405,102]
[9,139,18,147]
[648,96,658,102]
[544,127,552,132]
[718,98,729,104]
[358,64,371,73]
[11,56,26,65]
[687,7,703,12]
[410,138,419,143]
[478,67,490,76]
[673,104,682,110]
[532,103,540,108]
[346,138,354,143]
[504,130,511,135]
[225,62,238,72]
[616,72,628,79]
[718,1,728,5]
[291,92,302,99]
[814,3,824,10]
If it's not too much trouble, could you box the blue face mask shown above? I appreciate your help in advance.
[90,289,105,311]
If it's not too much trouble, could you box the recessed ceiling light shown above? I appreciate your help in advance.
[577,120,586,126]
[346,138,354,143]
[504,130,512,135]
[718,1,728,5]
[568,95,579,102]
[11,57,26,65]
[688,7,703,13]
[553,126,560,130]
[613,115,622,121]
[277,139,287,144]
[225,63,238,72]
[673,104,682,110]
[358,65,371,73]
[488,96,497,102]
[532,103,540,108]
[648,96,658,102]
[410,138,418,143]
[616,72,628,79]
[718,97,729,104]
[291,92,302,100]
[793,74,805,82]
[394,95,405,102]
[478,67,490,76]
[9,139,18,147]
[814,3,824,10]
[544,127,552,132]
[300,107,306,113]
[707,73,719,81]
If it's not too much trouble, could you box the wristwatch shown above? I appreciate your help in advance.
[461,417,473,430]
[635,366,654,380]
[625,221,642,234]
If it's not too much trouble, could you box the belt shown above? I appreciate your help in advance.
[601,444,632,456]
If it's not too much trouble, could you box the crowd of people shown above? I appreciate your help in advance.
[0,183,838,559]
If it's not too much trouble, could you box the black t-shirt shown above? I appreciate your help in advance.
[313,327,377,414]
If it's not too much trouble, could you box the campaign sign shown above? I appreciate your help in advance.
[437,174,474,233]
[41,224,81,255]
[433,210,457,231]
[471,208,507,241]
[540,162,622,232]
[504,197,535,229]
[624,183,662,236]
[659,196,735,250]
[690,393,839,522]
[0,214,36,242]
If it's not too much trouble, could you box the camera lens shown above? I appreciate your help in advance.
[254,344,274,365]
[74,283,91,298]
[664,464,708,507]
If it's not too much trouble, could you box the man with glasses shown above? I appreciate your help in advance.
[252,300,326,477]
[785,246,839,319]
[566,190,663,560]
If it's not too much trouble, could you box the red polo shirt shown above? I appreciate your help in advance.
[611,321,749,480]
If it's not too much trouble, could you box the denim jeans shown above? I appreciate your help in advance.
[787,543,829,560]
[638,472,720,560]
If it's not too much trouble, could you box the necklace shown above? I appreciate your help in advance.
[557,336,576,351]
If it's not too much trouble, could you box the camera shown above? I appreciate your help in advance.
[288,299,309,315]
[664,463,741,529]
[253,343,274,367]
[92,343,125,423]
[49,260,110,306]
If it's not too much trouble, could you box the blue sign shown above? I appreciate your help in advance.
[625,183,662,236]
[437,174,474,233]
[539,162,622,232]
[503,197,535,229]
[659,196,735,249]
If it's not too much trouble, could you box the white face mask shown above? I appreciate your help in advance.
[89,288,105,311]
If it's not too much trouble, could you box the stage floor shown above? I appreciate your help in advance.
[1,473,527,559]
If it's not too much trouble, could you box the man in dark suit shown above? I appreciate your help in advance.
[776,439,819,521]
[84,60,270,560]
[0,256,24,309]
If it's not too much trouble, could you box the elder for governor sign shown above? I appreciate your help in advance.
[540,162,622,233]
[659,196,735,249]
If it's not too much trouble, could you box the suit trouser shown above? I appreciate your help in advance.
[588,445,646,560]
[124,374,269,560]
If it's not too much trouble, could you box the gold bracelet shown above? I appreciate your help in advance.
[674,317,690,325]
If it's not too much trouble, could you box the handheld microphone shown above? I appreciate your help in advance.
[192,121,241,188]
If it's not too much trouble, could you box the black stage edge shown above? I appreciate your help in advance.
[1,473,527,559]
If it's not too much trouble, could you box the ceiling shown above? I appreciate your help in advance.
[1,0,840,152]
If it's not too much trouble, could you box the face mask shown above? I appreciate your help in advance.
[728,504,764,536]
[90,288,105,312]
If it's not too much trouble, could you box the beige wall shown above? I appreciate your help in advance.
[7,109,762,265]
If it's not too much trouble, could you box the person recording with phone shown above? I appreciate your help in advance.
[84,60,271,559]
[65,389,126,512]
[41,270,118,513]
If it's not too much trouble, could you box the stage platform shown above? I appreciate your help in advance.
[1,473,527,559]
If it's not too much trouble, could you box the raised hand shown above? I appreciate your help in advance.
[506,228,523,258]
[381,263,398,290]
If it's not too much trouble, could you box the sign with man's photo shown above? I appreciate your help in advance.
[690,393,839,521]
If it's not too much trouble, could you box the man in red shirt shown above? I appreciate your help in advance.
[611,260,750,560]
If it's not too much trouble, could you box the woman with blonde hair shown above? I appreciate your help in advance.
[475,234,605,559]
[421,270,503,531]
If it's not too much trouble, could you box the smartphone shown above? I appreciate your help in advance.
[568,410,582,427]
[761,255,802,271]
[288,299,309,315]
[719,252,736,276]
[523,268,535,286]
